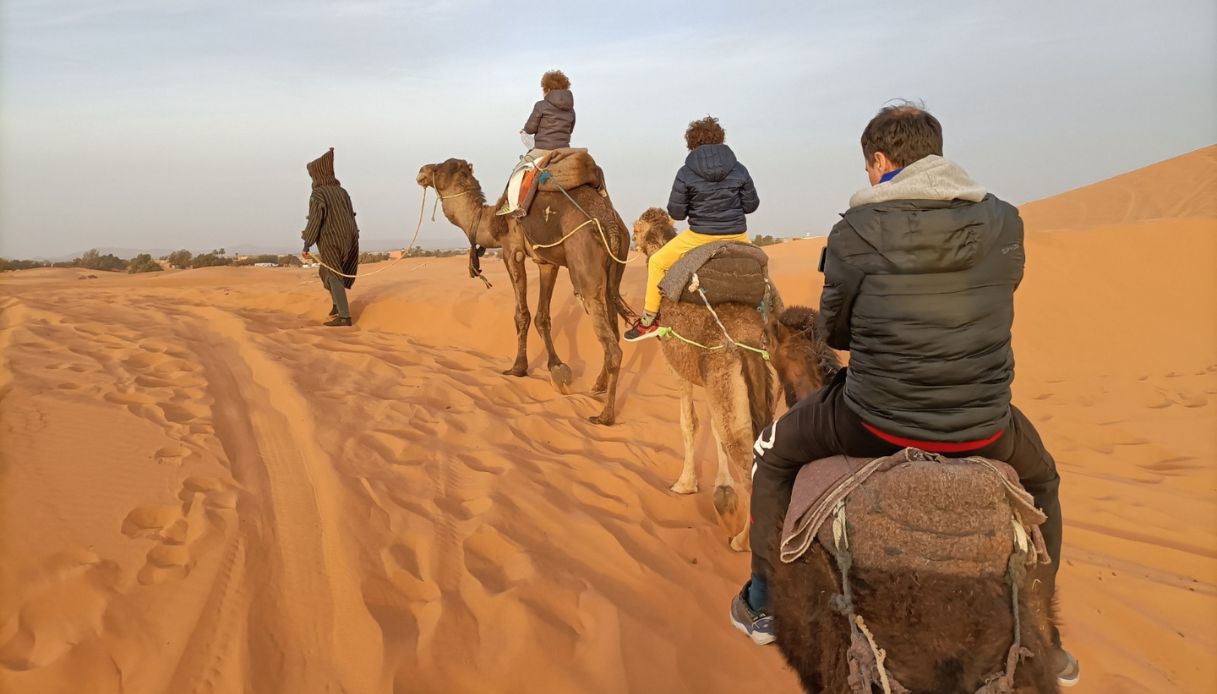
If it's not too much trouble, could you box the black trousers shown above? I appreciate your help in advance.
[750,370,1063,594]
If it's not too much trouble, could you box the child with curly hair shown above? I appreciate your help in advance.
[624,116,760,341]
[498,70,576,216]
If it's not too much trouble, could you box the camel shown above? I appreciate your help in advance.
[631,208,777,551]
[416,158,635,425]
[763,306,1060,694]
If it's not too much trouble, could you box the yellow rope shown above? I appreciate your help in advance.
[694,284,770,360]
[527,218,596,250]
[656,326,722,351]
[304,186,435,279]
[537,176,639,264]
[855,615,894,694]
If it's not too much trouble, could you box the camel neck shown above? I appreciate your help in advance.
[439,192,497,249]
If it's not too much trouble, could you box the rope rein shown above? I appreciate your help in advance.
[304,186,437,279]
[693,284,770,360]
[523,176,637,264]
[429,186,492,289]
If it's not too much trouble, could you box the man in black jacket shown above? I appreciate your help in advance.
[625,116,760,341]
[727,103,1078,686]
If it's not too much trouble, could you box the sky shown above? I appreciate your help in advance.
[1,0,1214,259]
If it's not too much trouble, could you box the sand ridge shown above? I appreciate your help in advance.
[1,146,1215,693]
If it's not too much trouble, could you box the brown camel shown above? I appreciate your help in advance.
[416,158,635,425]
[631,208,776,551]
[764,306,1060,694]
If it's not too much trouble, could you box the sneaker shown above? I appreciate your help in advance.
[729,582,775,645]
[623,319,660,342]
[1053,647,1080,687]
[324,317,352,327]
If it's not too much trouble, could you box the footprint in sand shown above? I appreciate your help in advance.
[462,526,534,595]
[121,476,238,586]
[0,549,121,671]
[1172,391,1208,408]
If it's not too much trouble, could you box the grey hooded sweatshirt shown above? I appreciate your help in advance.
[523,89,575,150]
[817,155,1025,441]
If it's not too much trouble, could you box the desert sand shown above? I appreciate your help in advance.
[1,146,1214,694]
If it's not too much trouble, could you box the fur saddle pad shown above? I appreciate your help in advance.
[779,448,1048,578]
[658,241,773,307]
[535,148,605,192]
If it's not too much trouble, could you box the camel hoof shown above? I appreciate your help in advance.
[588,414,614,426]
[549,363,573,394]
[502,366,528,378]
[670,479,699,495]
[713,485,739,517]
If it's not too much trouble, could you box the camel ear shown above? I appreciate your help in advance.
[766,318,790,347]
[467,162,474,174]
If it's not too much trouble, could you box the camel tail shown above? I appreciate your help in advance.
[741,349,777,440]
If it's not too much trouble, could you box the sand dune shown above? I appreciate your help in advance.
[1019,144,1217,231]
[2,147,1215,693]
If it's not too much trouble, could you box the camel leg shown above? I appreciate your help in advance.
[534,262,572,393]
[585,294,622,426]
[592,275,618,395]
[670,379,699,494]
[502,248,530,377]
[705,359,754,551]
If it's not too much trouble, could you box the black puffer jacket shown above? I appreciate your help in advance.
[523,89,575,150]
[817,156,1024,441]
[667,144,759,235]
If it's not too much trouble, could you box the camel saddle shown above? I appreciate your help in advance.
[516,148,607,215]
[658,241,776,309]
[536,148,606,192]
[779,448,1049,578]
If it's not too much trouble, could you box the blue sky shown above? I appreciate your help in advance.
[1,0,1214,257]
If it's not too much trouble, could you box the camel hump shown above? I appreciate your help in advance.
[536,148,606,193]
[659,241,774,308]
[780,448,1047,577]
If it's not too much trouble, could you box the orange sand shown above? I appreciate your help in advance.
[2,146,1214,693]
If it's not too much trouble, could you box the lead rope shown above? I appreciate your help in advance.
[427,187,492,289]
[541,178,636,264]
[827,500,903,694]
[693,283,770,360]
[303,186,437,279]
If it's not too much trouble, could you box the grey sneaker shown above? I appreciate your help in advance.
[729,582,775,645]
[1053,647,1080,687]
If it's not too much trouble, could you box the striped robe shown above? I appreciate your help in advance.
[301,153,360,289]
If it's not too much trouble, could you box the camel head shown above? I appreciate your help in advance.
[632,207,677,256]
[765,306,842,407]
[416,158,480,196]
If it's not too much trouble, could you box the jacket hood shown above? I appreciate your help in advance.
[848,155,986,208]
[544,89,574,111]
[685,143,737,183]
[307,148,340,188]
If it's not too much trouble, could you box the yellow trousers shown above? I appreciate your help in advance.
[645,229,750,314]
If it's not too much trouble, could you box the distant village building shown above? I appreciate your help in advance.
[254,262,278,268]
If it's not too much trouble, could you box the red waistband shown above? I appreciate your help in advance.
[861,422,1004,454]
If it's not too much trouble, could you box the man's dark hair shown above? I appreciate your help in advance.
[860,101,943,167]
[685,116,725,150]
